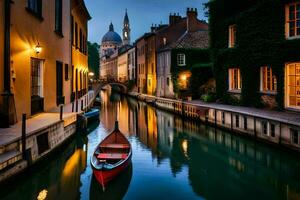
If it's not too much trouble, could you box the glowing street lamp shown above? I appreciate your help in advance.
[35,43,42,54]
[181,74,187,81]
[88,72,95,77]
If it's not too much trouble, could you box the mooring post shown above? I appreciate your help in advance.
[60,105,63,120]
[22,114,26,160]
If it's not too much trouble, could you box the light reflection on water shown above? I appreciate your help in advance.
[0,90,300,200]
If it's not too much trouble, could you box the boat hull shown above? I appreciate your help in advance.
[92,154,132,187]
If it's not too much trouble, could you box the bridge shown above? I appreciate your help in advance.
[91,81,128,94]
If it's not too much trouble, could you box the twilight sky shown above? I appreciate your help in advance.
[85,0,208,44]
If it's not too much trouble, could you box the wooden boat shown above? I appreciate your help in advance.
[84,108,100,123]
[91,121,132,189]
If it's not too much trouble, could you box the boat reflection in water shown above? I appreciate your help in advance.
[89,164,133,200]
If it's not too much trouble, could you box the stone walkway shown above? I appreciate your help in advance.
[189,100,300,127]
[0,113,75,146]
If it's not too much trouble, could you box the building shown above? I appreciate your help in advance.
[71,0,91,112]
[127,46,136,82]
[0,0,90,127]
[136,34,147,93]
[156,8,210,98]
[207,0,300,111]
[99,10,131,82]
[117,45,132,82]
[145,33,156,95]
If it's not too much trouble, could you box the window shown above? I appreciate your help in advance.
[270,124,275,137]
[244,117,247,130]
[31,58,43,97]
[177,54,186,66]
[262,121,268,135]
[285,2,300,38]
[80,29,83,52]
[65,64,69,80]
[235,115,239,128]
[75,23,78,48]
[27,0,42,17]
[55,0,62,34]
[167,77,170,86]
[228,68,241,91]
[291,129,299,144]
[229,25,236,48]
[222,112,225,124]
[260,66,277,93]
[286,63,300,109]
[71,16,74,45]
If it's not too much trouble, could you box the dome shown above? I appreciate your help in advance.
[101,23,122,44]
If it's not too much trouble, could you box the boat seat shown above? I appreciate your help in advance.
[100,144,130,149]
[97,153,128,160]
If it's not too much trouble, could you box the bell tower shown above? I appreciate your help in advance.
[123,9,130,45]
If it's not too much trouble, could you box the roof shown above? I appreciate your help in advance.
[102,23,122,44]
[75,0,91,20]
[168,30,209,49]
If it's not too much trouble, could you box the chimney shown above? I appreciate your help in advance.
[169,13,182,25]
[186,7,198,32]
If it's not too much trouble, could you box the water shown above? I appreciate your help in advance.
[1,90,300,200]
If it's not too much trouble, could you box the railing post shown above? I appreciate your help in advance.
[22,114,27,160]
[60,105,63,120]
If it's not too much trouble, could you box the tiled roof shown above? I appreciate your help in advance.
[160,30,209,51]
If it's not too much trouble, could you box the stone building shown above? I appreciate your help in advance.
[156,8,209,98]
[136,34,148,93]
[127,46,136,82]
[99,10,131,82]
[117,45,132,82]
[0,0,90,127]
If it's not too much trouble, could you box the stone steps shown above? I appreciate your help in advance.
[0,150,22,171]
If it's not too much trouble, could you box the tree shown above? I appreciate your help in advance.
[88,41,100,79]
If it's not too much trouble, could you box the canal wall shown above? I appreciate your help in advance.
[127,92,300,152]
[0,89,97,183]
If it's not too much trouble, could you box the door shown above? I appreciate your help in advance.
[31,58,44,115]
[56,61,64,105]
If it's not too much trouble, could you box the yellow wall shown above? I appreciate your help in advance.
[0,1,4,107]
[10,0,71,120]
[71,4,89,101]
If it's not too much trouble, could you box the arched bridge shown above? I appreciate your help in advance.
[96,81,128,93]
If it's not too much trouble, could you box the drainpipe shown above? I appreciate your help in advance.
[1,0,13,128]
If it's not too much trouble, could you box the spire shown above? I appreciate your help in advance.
[124,9,129,23]
[109,22,114,31]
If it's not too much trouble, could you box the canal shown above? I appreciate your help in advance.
[1,90,300,200]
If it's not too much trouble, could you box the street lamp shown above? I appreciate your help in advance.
[35,43,42,54]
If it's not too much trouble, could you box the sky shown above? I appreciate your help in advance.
[85,0,208,44]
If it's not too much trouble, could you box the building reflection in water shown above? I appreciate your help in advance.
[0,135,88,200]
[99,91,300,200]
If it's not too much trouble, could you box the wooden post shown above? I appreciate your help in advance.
[22,114,26,160]
[60,105,63,120]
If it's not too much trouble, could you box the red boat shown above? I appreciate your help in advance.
[91,121,132,189]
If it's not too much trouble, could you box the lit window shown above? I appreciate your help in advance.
[228,68,241,91]
[286,63,300,109]
[228,25,236,48]
[177,54,186,66]
[260,66,277,92]
[285,2,300,38]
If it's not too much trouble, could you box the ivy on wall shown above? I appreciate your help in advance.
[171,48,212,98]
[206,0,300,109]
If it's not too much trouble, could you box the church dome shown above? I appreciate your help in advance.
[101,23,122,44]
